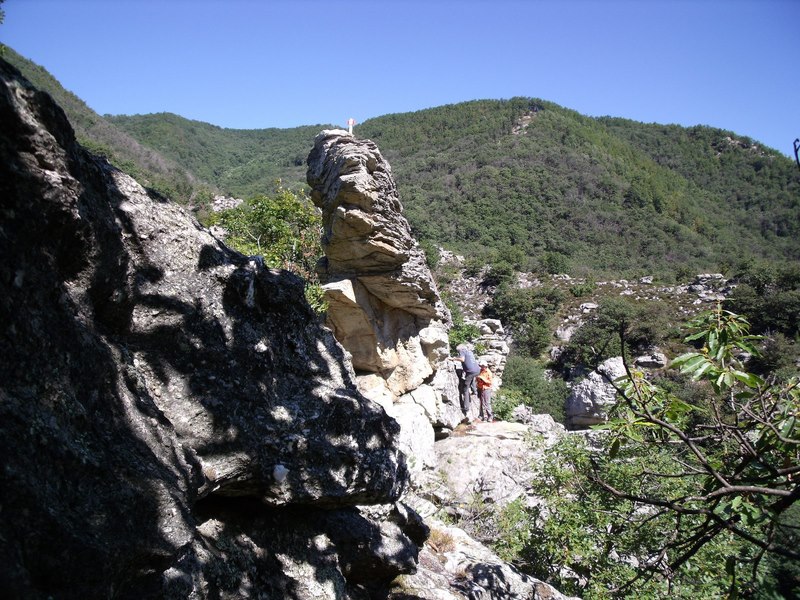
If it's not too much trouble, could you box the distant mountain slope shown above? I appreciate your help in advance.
[106,113,331,199]
[356,99,800,277]
[7,47,798,279]
[3,47,202,203]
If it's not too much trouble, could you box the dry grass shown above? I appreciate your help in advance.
[426,527,456,554]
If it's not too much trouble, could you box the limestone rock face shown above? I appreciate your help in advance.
[307,130,451,399]
[392,519,578,600]
[565,357,627,429]
[0,59,416,599]
[433,421,561,509]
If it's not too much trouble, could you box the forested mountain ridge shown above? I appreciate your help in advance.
[8,47,799,280]
[357,99,799,278]
[101,100,800,280]
[106,113,330,201]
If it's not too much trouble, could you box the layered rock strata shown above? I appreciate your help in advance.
[307,130,461,452]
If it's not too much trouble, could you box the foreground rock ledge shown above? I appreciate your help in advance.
[0,58,418,599]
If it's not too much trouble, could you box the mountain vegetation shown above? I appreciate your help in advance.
[105,113,329,204]
[7,46,798,283]
[5,46,799,597]
[357,99,799,280]
[97,98,800,281]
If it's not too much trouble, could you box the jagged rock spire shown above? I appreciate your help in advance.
[307,130,451,397]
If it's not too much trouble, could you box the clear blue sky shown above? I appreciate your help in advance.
[3,0,798,156]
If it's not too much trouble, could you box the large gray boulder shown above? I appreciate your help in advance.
[433,420,564,511]
[565,357,627,429]
[0,58,417,599]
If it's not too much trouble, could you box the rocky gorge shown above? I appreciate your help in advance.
[0,58,575,599]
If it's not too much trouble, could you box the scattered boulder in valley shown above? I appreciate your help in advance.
[565,356,627,429]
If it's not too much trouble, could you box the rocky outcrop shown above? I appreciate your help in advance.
[565,357,627,429]
[0,58,418,599]
[307,130,462,462]
[391,519,577,600]
[307,130,451,394]
[393,420,576,600]
[431,419,564,511]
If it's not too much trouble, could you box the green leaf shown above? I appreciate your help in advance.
[780,416,796,439]
[731,369,763,388]
[609,437,621,459]
[684,330,707,343]
[678,354,708,373]
[670,352,702,367]
[691,360,714,380]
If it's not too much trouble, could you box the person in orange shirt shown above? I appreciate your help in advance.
[476,361,495,422]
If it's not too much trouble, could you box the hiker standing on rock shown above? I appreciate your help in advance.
[450,343,481,422]
[476,361,495,422]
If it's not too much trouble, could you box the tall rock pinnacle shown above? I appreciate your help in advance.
[307,130,451,398]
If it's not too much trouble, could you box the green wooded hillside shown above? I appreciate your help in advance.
[357,99,799,278]
[7,47,798,280]
[111,98,800,279]
[106,113,330,201]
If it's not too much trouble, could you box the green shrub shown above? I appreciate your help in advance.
[502,355,568,422]
[419,240,440,270]
[484,285,563,358]
[725,267,800,337]
[463,256,484,278]
[483,259,516,286]
[492,388,527,421]
[304,283,328,316]
[539,251,570,275]
[445,296,481,352]
[569,280,596,297]
[557,297,671,373]
[449,322,481,352]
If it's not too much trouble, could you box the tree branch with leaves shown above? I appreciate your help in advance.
[593,306,800,591]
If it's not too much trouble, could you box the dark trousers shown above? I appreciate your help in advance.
[461,371,479,415]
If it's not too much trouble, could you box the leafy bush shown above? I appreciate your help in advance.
[501,355,568,422]
[726,262,800,337]
[572,308,800,597]
[539,251,570,275]
[557,297,672,373]
[444,296,481,352]
[492,388,527,422]
[207,186,322,280]
[484,285,563,357]
[463,256,484,279]
[449,322,481,353]
[518,435,753,598]
[747,332,799,381]
[483,259,516,287]
[419,239,440,270]
[569,279,596,297]
[304,283,328,316]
